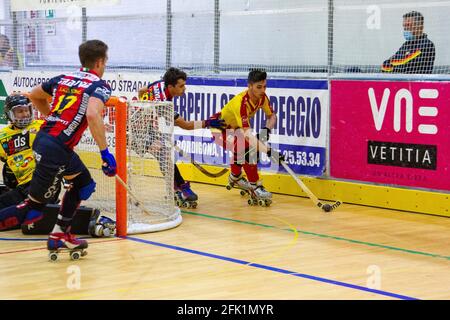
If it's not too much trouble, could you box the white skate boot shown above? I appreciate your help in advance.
[248,182,272,207]
[226,172,251,196]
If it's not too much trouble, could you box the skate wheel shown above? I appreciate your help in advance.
[247,199,253,206]
[265,200,272,207]
[49,252,58,262]
[258,199,265,206]
[70,251,81,260]
[240,190,246,196]
[176,200,182,207]
[191,202,198,209]
[103,227,111,237]
[182,202,188,208]
[226,185,232,190]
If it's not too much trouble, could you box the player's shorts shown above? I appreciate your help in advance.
[28,132,87,203]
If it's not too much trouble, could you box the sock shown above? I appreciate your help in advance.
[51,223,64,234]
[231,164,242,177]
[243,164,259,183]
[55,188,80,232]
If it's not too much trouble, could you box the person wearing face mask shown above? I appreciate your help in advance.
[382,11,435,74]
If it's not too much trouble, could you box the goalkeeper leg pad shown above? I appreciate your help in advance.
[88,212,116,238]
[0,198,45,231]
[21,204,100,235]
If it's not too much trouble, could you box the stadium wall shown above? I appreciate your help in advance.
[0,70,448,217]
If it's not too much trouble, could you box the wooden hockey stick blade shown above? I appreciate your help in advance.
[280,161,342,212]
[191,162,229,178]
[115,175,154,216]
[173,143,229,178]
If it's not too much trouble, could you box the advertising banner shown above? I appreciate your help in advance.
[330,80,450,191]
[3,71,328,175]
[174,78,328,176]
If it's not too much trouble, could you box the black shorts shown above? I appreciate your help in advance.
[29,132,87,203]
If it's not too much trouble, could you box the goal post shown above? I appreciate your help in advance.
[110,96,128,237]
[76,97,182,237]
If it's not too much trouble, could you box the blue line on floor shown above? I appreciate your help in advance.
[0,236,91,241]
[126,236,419,300]
[0,238,46,241]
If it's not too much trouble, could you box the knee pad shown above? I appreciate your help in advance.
[79,180,96,201]
[67,169,96,201]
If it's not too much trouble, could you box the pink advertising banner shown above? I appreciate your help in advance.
[330,80,450,191]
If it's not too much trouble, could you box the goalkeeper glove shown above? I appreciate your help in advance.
[204,118,226,129]
[267,148,285,164]
[100,148,117,177]
[257,127,271,143]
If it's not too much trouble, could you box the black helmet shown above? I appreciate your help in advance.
[4,94,33,128]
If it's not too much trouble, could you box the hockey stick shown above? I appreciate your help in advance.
[279,160,342,213]
[115,174,154,216]
[128,107,228,178]
[173,143,229,178]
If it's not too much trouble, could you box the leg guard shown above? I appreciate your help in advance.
[88,211,116,238]
[21,204,101,235]
[0,198,45,231]
[0,204,27,231]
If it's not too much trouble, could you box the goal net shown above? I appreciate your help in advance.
[76,97,182,236]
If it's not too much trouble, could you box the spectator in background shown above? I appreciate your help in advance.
[382,11,435,74]
[0,34,21,69]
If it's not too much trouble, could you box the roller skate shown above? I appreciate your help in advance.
[47,232,88,261]
[88,211,116,238]
[174,182,198,209]
[226,172,251,196]
[247,182,272,207]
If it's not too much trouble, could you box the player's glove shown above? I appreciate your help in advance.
[204,118,226,129]
[267,148,285,164]
[256,127,271,143]
[100,148,117,177]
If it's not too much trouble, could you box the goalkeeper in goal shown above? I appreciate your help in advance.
[137,67,225,208]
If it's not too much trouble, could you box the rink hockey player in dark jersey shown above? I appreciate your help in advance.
[137,67,225,208]
[0,40,117,260]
